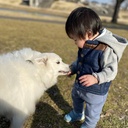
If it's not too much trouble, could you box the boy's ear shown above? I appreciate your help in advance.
[87,31,93,39]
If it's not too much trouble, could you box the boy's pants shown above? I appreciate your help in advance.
[72,86,108,128]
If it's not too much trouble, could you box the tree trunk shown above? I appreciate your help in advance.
[111,0,125,23]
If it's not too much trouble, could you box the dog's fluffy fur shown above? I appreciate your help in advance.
[0,48,70,128]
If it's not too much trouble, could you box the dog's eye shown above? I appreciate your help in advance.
[56,61,60,64]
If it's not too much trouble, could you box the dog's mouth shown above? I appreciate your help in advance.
[59,71,70,74]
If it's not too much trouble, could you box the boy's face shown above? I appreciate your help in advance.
[70,31,99,48]
[70,33,90,48]
[71,37,86,48]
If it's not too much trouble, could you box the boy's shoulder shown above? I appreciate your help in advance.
[84,40,108,51]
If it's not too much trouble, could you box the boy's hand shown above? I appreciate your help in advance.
[79,75,98,87]
[67,71,73,77]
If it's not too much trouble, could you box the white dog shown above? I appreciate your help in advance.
[0,48,70,128]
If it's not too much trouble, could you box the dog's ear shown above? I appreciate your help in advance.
[35,57,48,65]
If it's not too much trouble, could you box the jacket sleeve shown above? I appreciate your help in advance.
[92,46,118,84]
[70,60,78,75]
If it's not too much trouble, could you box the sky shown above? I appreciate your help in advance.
[89,0,112,4]
[89,0,127,7]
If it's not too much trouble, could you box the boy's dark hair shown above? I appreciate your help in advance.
[65,7,102,39]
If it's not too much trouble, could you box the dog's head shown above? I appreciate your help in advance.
[31,53,70,76]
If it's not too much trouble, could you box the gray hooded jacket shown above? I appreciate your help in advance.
[92,28,128,84]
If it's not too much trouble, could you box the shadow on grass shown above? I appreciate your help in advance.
[46,85,72,113]
[0,116,10,128]
[31,85,77,128]
[31,85,82,128]
[31,102,71,128]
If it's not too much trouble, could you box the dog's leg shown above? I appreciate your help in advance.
[10,113,27,128]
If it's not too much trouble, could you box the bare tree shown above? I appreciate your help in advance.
[111,0,125,23]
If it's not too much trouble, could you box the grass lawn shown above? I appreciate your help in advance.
[0,14,127,128]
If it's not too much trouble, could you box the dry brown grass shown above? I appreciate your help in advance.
[0,2,127,128]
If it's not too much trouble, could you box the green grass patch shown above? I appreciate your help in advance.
[0,18,127,128]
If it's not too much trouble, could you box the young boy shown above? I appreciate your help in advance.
[64,7,128,128]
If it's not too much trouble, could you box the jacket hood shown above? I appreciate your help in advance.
[95,28,128,61]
